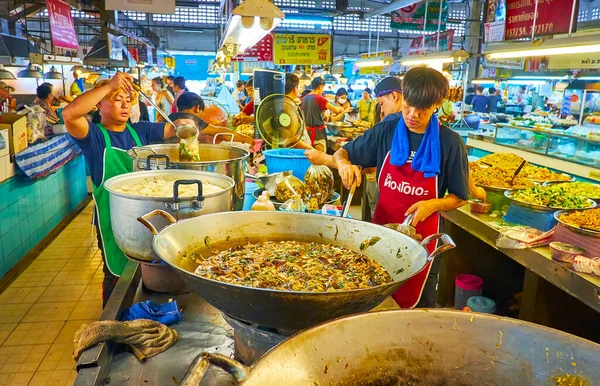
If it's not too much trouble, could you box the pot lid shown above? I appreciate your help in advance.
[255,94,304,148]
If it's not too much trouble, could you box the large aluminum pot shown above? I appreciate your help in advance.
[182,310,600,385]
[105,170,235,262]
[127,144,249,211]
[141,211,455,330]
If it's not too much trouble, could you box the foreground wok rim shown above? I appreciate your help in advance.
[152,212,434,296]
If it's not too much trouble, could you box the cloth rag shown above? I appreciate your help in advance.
[121,300,183,325]
[390,113,441,178]
[73,319,179,362]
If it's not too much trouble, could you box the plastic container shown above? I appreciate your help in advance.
[466,296,496,314]
[243,180,260,211]
[549,241,585,262]
[469,199,492,214]
[454,274,484,310]
[264,149,311,180]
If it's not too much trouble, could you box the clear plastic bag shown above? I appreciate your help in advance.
[280,194,305,212]
[21,105,46,143]
[304,165,334,205]
[275,175,307,203]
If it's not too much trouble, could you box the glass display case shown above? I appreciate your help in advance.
[492,124,600,169]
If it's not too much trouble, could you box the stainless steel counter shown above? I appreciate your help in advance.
[74,261,400,385]
[442,206,600,313]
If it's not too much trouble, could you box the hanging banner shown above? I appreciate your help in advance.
[46,0,78,50]
[273,34,332,65]
[408,30,454,55]
[390,1,447,31]
[483,57,524,70]
[483,0,506,42]
[128,47,140,63]
[232,34,273,62]
[105,0,175,14]
[505,0,579,40]
[548,53,600,70]
[107,33,124,61]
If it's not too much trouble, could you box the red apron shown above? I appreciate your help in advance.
[372,151,439,309]
[306,125,325,145]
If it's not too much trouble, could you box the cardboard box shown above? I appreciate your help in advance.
[0,113,28,155]
[0,128,8,158]
[0,154,8,183]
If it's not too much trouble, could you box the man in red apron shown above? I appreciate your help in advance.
[63,72,194,306]
[333,68,469,308]
[300,77,346,152]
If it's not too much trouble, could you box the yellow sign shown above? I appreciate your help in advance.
[273,34,332,65]
[549,53,600,70]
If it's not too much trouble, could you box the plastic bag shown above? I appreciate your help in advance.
[21,105,46,143]
[304,165,334,205]
[280,195,304,212]
[275,175,307,202]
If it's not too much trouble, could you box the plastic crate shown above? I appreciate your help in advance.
[263,149,311,180]
[503,204,558,232]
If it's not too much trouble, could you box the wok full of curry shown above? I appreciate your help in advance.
[140,211,454,330]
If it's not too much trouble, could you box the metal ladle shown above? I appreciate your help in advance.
[131,83,199,140]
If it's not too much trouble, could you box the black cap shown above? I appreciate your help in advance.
[177,92,205,111]
[363,88,372,94]
[374,77,402,97]
[311,77,325,89]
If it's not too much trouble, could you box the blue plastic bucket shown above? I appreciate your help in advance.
[263,149,311,180]
[243,180,260,211]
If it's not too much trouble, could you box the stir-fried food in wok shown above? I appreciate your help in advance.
[558,209,600,230]
[472,166,535,189]
[191,241,393,292]
[552,182,600,199]
[509,185,595,209]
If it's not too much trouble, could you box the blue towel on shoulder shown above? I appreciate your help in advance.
[390,113,441,178]
[121,300,183,326]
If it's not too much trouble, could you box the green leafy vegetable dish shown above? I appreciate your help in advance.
[551,182,600,199]
[509,185,596,209]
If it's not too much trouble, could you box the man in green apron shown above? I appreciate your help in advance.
[63,72,194,307]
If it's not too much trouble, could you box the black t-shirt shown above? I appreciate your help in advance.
[344,116,469,200]
[168,112,208,131]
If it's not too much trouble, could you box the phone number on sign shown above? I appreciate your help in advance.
[506,22,554,38]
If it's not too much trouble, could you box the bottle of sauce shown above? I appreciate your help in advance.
[251,191,275,211]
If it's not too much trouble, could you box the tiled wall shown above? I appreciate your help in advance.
[0,155,88,278]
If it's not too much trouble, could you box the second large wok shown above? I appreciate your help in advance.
[142,211,454,330]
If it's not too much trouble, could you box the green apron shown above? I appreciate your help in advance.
[93,123,142,277]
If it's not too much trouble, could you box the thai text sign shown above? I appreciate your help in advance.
[46,0,78,50]
[390,1,447,31]
[504,0,578,40]
[273,34,332,65]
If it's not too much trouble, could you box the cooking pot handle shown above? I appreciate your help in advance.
[213,132,235,146]
[137,210,177,236]
[420,233,455,262]
[146,154,171,170]
[181,353,249,385]
[173,180,204,204]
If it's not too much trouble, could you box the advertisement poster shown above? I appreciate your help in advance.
[505,0,578,40]
[107,33,123,61]
[483,0,506,42]
[232,34,273,62]
[273,34,332,65]
[46,0,78,50]
[390,1,447,31]
[358,51,392,75]
[483,57,525,70]
[408,30,454,55]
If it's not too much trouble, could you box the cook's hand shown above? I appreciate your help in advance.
[405,199,439,226]
[337,161,361,189]
[344,106,353,113]
[472,186,487,202]
[108,71,134,93]
[305,149,326,165]
[173,118,197,129]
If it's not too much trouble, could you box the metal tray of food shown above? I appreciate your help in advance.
[542,181,600,202]
[504,190,598,212]
[529,174,575,184]
[554,209,600,239]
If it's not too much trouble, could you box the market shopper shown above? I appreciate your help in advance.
[232,80,247,110]
[488,88,502,113]
[330,88,353,123]
[173,76,187,111]
[334,67,469,308]
[300,77,344,151]
[152,77,174,121]
[357,88,376,124]
[0,81,14,107]
[471,86,489,113]
[62,72,194,307]
[232,77,255,125]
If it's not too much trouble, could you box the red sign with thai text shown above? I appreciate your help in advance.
[505,0,578,40]
[232,34,273,62]
[46,0,78,50]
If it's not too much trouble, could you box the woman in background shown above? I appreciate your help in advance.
[173,76,187,111]
[330,88,354,123]
[33,83,60,123]
[152,77,174,122]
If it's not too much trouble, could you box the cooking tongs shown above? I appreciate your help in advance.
[384,213,416,238]
[131,83,199,140]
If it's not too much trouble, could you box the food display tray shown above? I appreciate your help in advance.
[504,191,597,212]
[554,210,600,239]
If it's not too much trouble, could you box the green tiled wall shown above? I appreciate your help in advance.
[0,155,88,278]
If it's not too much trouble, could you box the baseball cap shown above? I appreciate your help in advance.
[0,81,15,92]
[363,88,372,94]
[374,77,402,97]
[311,77,325,89]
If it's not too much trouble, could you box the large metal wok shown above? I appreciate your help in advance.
[140,211,455,330]
[182,310,600,385]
